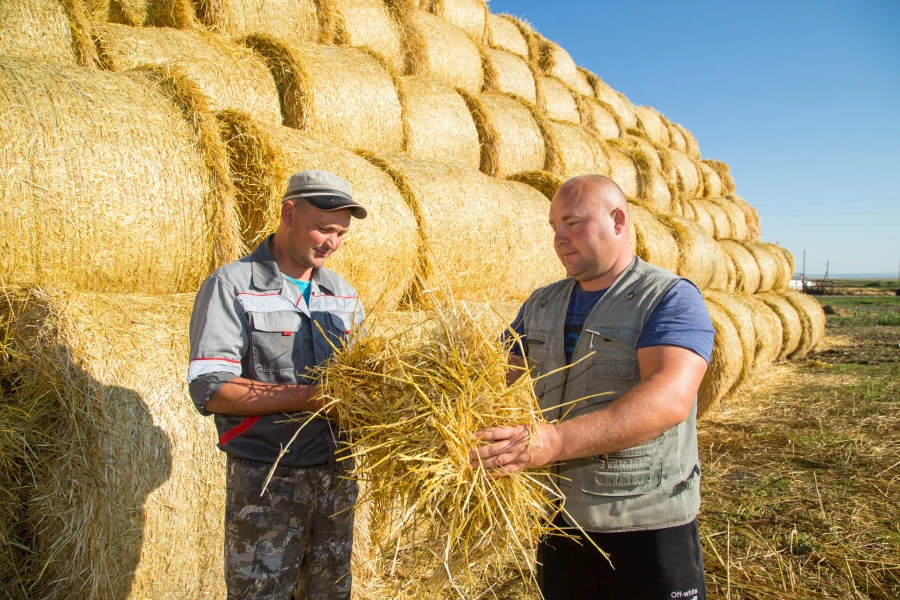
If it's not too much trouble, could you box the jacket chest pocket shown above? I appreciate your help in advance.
[580,435,664,497]
[249,311,305,373]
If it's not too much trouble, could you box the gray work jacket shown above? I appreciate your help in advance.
[187,235,364,467]
[520,257,702,532]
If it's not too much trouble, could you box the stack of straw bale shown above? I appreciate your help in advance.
[481,46,537,103]
[217,111,420,310]
[485,13,530,58]
[422,0,488,42]
[242,36,404,153]
[0,288,226,599]
[197,0,321,41]
[0,56,243,294]
[98,23,282,125]
[318,0,405,71]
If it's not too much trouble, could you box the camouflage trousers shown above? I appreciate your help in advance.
[225,456,357,600]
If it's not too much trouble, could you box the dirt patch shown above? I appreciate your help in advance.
[812,327,900,365]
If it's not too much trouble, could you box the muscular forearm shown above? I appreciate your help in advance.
[204,377,321,415]
[552,371,694,461]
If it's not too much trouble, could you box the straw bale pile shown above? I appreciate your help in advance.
[99,23,282,126]
[703,159,736,194]
[757,292,804,361]
[534,37,591,97]
[242,36,403,153]
[629,204,679,273]
[363,153,564,300]
[609,140,674,214]
[697,161,723,197]
[318,0,404,71]
[704,291,756,395]
[506,170,564,201]
[665,119,688,153]
[602,143,641,199]
[397,76,480,168]
[705,197,751,240]
[481,47,537,103]
[691,198,736,239]
[399,8,484,94]
[729,194,761,240]
[698,300,742,418]
[676,122,701,160]
[320,302,565,597]
[634,106,671,147]
[197,0,320,40]
[535,75,580,124]
[741,294,784,369]
[0,288,225,599]
[658,148,704,201]
[720,239,762,294]
[461,92,555,177]
[782,290,825,358]
[549,122,607,177]
[423,0,487,42]
[581,71,638,130]
[664,216,720,290]
[578,96,622,140]
[0,56,242,294]
[485,13,529,58]
[217,111,420,310]
[0,0,85,67]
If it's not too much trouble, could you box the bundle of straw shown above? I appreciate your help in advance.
[486,13,529,58]
[756,292,804,361]
[397,76,481,169]
[675,122,701,160]
[482,47,537,104]
[198,0,320,41]
[782,290,826,358]
[534,38,589,96]
[99,23,282,126]
[0,56,242,294]
[0,0,86,68]
[664,216,720,290]
[697,161,724,197]
[702,159,736,194]
[317,302,568,596]
[665,119,688,153]
[691,199,734,239]
[423,0,487,42]
[610,140,675,214]
[698,300,742,417]
[548,121,608,178]
[705,197,751,240]
[630,204,679,273]
[704,291,757,395]
[719,239,762,294]
[242,36,404,153]
[506,170,564,202]
[728,194,761,240]
[580,70,638,130]
[535,75,580,124]
[634,106,671,147]
[657,147,703,201]
[319,0,405,71]
[578,96,623,140]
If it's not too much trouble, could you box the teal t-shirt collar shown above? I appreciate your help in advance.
[283,273,312,306]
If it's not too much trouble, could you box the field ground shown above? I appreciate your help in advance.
[699,296,899,599]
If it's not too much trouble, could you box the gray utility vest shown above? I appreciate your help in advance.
[521,257,701,532]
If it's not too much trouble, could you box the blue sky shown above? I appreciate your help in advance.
[488,0,900,277]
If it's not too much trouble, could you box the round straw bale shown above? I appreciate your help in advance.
[692,199,733,239]
[574,67,596,99]
[704,291,756,394]
[98,23,282,126]
[578,96,622,140]
[622,134,663,171]
[756,292,803,361]
[744,242,782,293]
[364,153,565,300]
[629,204,679,273]
[535,38,590,96]
[461,91,551,177]
[665,119,688,153]
[242,36,403,153]
[663,216,718,290]
[767,243,794,290]
[424,0,487,41]
[481,47,536,104]
[218,111,419,309]
[697,160,723,197]
[612,139,674,214]
[719,239,761,294]
[506,170,564,201]
[319,0,404,71]
[634,106,671,147]
[740,293,783,369]
[1,0,102,68]
[658,147,703,200]
[708,241,737,292]
[0,289,226,598]
[706,197,750,240]
[698,300,743,418]
[688,199,715,238]
[601,143,640,199]
[549,122,608,177]
[703,159,736,194]
[401,8,484,94]
[587,75,637,130]
[675,122,701,160]
[729,194,761,240]
[781,290,825,357]
[0,57,242,294]
[679,197,696,219]
[486,13,529,58]
[397,76,480,169]
[197,0,320,40]
[535,75,580,124]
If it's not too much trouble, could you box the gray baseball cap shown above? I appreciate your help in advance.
[281,170,367,219]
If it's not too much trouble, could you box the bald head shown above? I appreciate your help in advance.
[549,175,634,290]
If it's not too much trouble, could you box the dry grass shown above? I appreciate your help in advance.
[98,23,282,126]
[316,301,575,597]
[0,287,225,600]
[198,0,320,40]
[658,146,704,201]
[506,171,564,201]
[0,0,82,67]
[698,350,900,599]
[396,76,480,169]
[362,152,565,302]
[242,36,404,153]
[217,110,420,310]
[0,56,242,294]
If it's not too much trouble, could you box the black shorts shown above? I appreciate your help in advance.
[537,515,706,600]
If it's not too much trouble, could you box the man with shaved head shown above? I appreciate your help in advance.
[471,175,714,599]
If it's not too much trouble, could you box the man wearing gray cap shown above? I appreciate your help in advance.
[188,170,367,599]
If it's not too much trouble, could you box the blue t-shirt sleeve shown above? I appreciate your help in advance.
[505,303,527,357]
[637,280,715,363]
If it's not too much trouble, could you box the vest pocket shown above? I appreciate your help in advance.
[580,436,664,497]
[588,358,638,381]
[249,311,304,373]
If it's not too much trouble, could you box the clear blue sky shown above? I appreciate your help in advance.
[489,0,900,277]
